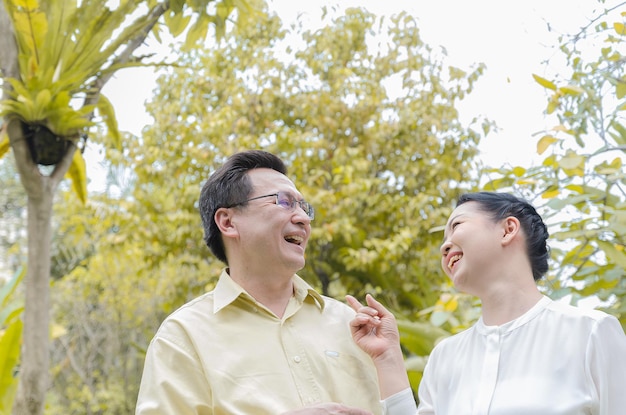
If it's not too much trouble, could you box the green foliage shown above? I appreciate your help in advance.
[104,4,487,396]
[0,267,24,415]
[484,2,626,325]
[44,4,489,408]
[128,6,488,313]
[0,0,253,140]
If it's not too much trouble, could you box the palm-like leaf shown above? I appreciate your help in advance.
[1,0,144,138]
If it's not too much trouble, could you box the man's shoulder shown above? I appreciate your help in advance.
[158,291,216,329]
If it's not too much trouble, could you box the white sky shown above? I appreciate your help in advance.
[98,0,615,180]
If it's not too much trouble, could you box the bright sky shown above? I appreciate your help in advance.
[99,0,616,180]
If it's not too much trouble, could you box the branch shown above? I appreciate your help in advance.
[83,1,170,109]
[54,1,171,172]
[49,142,77,184]
[6,118,43,197]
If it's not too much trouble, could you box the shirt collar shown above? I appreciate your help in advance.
[213,268,325,314]
[476,295,552,335]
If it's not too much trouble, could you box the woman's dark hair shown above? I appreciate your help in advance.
[457,192,550,280]
[198,150,287,264]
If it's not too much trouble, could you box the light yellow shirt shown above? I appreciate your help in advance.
[136,269,382,414]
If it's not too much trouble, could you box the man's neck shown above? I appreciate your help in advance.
[228,267,296,318]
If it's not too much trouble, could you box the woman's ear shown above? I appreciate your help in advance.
[501,216,521,245]
[215,207,239,238]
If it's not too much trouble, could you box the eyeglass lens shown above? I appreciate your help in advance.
[277,191,314,220]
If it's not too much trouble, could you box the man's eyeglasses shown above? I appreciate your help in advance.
[228,191,315,220]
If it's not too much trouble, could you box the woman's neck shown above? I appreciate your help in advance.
[480,285,543,326]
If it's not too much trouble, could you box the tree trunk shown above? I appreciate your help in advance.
[7,120,75,415]
[13,188,53,415]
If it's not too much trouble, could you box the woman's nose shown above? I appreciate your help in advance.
[440,239,451,256]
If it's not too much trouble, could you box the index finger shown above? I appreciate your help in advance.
[345,294,363,312]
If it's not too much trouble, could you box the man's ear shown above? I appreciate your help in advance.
[501,216,521,245]
[215,207,239,238]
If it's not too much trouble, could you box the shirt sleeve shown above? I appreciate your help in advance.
[136,332,213,415]
[587,315,626,415]
[381,388,418,415]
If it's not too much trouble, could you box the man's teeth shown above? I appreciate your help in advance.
[285,235,303,244]
[448,254,462,269]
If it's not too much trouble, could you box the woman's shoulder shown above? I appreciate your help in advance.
[544,297,613,323]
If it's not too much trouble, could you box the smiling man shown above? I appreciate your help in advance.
[136,150,382,415]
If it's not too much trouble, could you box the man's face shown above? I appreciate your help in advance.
[230,168,313,275]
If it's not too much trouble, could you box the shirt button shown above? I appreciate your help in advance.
[293,356,301,363]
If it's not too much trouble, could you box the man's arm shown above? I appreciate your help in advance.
[136,335,213,414]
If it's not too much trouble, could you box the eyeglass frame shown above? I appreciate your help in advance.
[226,191,315,220]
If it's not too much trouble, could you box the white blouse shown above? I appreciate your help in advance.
[384,296,626,415]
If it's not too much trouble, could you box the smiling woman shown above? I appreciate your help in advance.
[348,191,626,415]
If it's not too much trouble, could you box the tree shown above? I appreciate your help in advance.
[0,0,252,413]
[114,5,489,392]
[484,1,626,326]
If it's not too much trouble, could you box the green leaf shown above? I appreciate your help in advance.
[397,319,449,355]
[558,153,585,170]
[597,241,626,268]
[0,267,25,311]
[96,94,122,150]
[616,80,626,99]
[0,319,22,414]
[164,11,192,37]
[65,149,88,205]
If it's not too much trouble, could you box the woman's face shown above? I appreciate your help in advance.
[440,202,505,294]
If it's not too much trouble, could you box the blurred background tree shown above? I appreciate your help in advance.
[485,1,626,326]
[0,0,253,413]
[2,0,624,412]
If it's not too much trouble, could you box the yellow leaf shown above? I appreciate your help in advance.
[443,297,458,312]
[565,184,584,194]
[0,130,11,159]
[609,157,622,169]
[537,135,558,155]
[66,149,88,204]
[614,22,626,36]
[547,99,558,114]
[11,0,48,64]
[559,85,584,95]
[96,94,121,150]
[542,188,560,199]
[617,81,626,99]
[532,74,557,90]
[512,166,526,177]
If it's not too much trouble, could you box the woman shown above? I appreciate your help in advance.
[348,192,626,415]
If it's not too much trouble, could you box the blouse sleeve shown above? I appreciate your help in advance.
[586,315,626,415]
[415,353,436,415]
[381,388,418,415]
